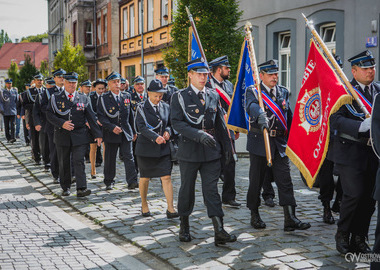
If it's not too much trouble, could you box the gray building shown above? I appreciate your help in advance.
[48,0,65,68]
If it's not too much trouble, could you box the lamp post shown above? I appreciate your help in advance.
[24,50,35,65]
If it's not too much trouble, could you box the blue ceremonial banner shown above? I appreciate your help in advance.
[226,39,254,134]
[191,32,202,60]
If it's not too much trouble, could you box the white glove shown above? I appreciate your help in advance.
[359,117,371,132]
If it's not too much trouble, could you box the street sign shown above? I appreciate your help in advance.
[366,36,378,48]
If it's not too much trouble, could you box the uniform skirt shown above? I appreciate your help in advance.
[136,154,172,178]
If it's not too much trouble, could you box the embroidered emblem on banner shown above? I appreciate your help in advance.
[298,87,321,134]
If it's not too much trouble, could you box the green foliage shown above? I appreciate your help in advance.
[0,29,12,49]
[53,32,87,83]
[21,33,48,43]
[39,60,49,78]
[162,0,244,89]
[19,55,38,92]
[7,61,20,90]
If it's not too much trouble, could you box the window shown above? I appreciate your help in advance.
[147,0,154,31]
[138,0,142,34]
[85,21,93,46]
[103,15,107,43]
[73,21,77,45]
[97,17,101,45]
[278,32,291,90]
[161,0,168,26]
[129,4,135,37]
[143,62,155,85]
[123,8,128,39]
[320,23,336,55]
[125,65,136,83]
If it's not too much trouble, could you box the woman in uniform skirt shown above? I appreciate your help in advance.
[135,79,178,218]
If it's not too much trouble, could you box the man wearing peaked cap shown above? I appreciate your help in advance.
[0,78,18,143]
[97,71,138,191]
[245,59,310,232]
[170,57,236,246]
[52,68,66,92]
[208,55,240,209]
[80,80,92,96]
[120,77,129,93]
[155,66,178,104]
[17,83,31,146]
[331,50,380,255]
[130,76,147,112]
[46,71,102,197]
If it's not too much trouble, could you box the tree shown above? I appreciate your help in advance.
[7,61,20,90]
[162,0,244,88]
[39,60,49,78]
[21,33,48,43]
[53,32,87,83]
[0,29,12,49]
[18,55,38,92]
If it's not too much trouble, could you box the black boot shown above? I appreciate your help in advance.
[211,216,237,246]
[250,209,266,229]
[331,199,341,213]
[335,230,350,254]
[179,216,191,242]
[350,234,372,254]
[322,201,335,224]
[283,206,311,231]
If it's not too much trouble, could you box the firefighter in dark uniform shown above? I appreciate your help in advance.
[33,75,51,171]
[20,74,43,164]
[245,59,310,231]
[331,50,379,254]
[80,79,92,162]
[130,76,147,112]
[97,72,138,190]
[17,83,31,146]
[46,72,102,197]
[208,55,241,208]
[155,66,178,104]
[120,77,129,93]
[171,57,236,246]
[0,78,18,143]
[40,69,66,182]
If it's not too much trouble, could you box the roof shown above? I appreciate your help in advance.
[0,42,49,70]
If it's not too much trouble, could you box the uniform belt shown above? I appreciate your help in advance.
[203,128,215,135]
[338,132,372,146]
[251,127,285,137]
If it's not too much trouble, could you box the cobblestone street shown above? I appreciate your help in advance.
[0,133,376,269]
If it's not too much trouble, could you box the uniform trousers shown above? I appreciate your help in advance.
[318,158,342,203]
[15,117,20,138]
[104,134,137,186]
[39,130,50,165]
[56,143,87,190]
[221,150,237,202]
[178,159,224,218]
[247,150,296,210]
[3,115,15,141]
[262,167,275,200]
[336,160,377,236]
[371,203,380,269]
[29,124,40,162]
[22,119,30,144]
[47,131,59,178]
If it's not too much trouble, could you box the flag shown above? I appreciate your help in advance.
[188,28,202,61]
[226,39,255,134]
[286,40,352,188]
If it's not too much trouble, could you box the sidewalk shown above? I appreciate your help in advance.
[0,142,151,270]
[1,134,376,269]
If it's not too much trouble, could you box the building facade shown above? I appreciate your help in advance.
[119,0,176,84]
[48,0,65,68]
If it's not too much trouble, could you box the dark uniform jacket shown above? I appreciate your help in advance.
[33,88,49,130]
[20,87,42,126]
[370,89,380,201]
[208,77,234,113]
[330,79,380,169]
[40,86,62,134]
[135,100,171,157]
[97,91,135,143]
[245,83,292,157]
[0,88,18,115]
[162,85,178,104]
[89,91,100,114]
[170,86,231,162]
[130,90,147,112]
[46,91,101,147]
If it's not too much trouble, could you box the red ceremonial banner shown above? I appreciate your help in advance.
[286,40,352,188]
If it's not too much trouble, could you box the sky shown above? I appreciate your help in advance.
[0,0,48,42]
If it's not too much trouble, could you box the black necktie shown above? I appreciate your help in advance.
[116,95,120,106]
[364,85,372,102]
[198,92,205,106]
[154,105,159,115]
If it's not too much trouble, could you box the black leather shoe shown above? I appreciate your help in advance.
[128,182,139,190]
[250,209,266,229]
[91,175,96,179]
[77,189,91,197]
[223,200,241,208]
[283,206,311,231]
[212,216,237,246]
[142,210,152,217]
[166,210,179,219]
[331,199,341,213]
[264,197,275,207]
[335,230,351,254]
[9,138,16,143]
[106,183,114,190]
[25,142,30,146]
[350,234,372,254]
[322,202,335,224]
[53,177,60,183]
[62,189,70,196]
[179,216,191,242]
[35,160,41,165]
[95,163,101,167]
